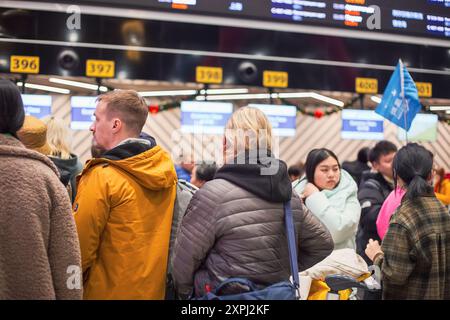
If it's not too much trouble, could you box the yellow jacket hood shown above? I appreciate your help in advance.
[82,145,177,190]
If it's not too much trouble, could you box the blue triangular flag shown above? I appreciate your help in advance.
[375,60,421,131]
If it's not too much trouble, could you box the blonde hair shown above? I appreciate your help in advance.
[224,107,272,159]
[41,116,72,159]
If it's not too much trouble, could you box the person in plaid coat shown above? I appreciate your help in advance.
[366,143,450,300]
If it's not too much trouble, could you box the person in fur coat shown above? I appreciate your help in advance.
[0,80,82,299]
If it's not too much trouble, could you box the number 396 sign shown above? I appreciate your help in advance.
[10,56,40,74]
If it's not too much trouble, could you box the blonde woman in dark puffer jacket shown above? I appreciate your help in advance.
[172,107,334,299]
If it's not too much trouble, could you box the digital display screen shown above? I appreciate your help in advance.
[181,101,233,134]
[248,104,297,137]
[21,94,52,119]
[341,109,385,140]
[75,0,450,39]
[70,96,97,130]
[397,113,438,141]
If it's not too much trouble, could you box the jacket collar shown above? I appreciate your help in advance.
[0,134,60,177]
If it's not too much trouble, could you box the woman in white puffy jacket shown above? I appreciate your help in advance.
[293,148,361,250]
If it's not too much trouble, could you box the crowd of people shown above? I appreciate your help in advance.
[1,79,450,300]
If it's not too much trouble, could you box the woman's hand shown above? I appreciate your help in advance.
[365,239,383,261]
[302,183,320,199]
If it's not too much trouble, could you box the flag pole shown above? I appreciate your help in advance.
[399,59,408,144]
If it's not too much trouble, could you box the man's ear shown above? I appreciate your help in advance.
[371,161,379,171]
[112,118,122,133]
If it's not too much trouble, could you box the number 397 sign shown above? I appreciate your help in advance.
[86,59,115,78]
[10,56,40,74]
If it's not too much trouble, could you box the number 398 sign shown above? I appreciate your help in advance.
[10,56,40,74]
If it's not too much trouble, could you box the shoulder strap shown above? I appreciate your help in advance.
[292,177,306,190]
[177,179,199,195]
[284,201,300,297]
[365,179,381,190]
[365,179,391,199]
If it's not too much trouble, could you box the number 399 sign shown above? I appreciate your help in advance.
[263,71,288,88]
[10,56,40,74]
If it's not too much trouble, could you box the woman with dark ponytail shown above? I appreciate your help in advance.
[392,143,434,201]
[365,143,450,299]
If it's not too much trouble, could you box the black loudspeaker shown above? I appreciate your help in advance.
[237,61,258,84]
[57,49,79,70]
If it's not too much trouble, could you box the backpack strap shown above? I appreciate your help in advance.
[365,179,391,199]
[365,179,381,190]
[292,177,306,190]
[284,201,300,298]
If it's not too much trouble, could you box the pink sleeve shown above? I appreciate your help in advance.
[376,188,406,240]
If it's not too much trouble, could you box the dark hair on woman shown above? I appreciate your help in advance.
[0,80,25,138]
[393,143,434,200]
[305,148,341,186]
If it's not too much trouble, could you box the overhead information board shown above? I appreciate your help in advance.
[22,94,52,119]
[69,0,450,39]
[397,113,438,142]
[248,104,297,137]
[181,101,233,134]
[70,96,97,130]
[341,109,385,140]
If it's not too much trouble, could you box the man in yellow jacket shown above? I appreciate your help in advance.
[73,90,177,299]
[435,168,450,206]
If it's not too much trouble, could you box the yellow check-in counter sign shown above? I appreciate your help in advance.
[355,77,378,94]
[415,82,432,98]
[86,59,115,78]
[10,56,40,74]
[196,66,223,84]
[263,71,288,88]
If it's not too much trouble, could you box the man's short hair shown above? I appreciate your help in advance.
[357,147,370,163]
[369,140,397,163]
[195,162,218,182]
[96,90,148,135]
[288,164,304,177]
